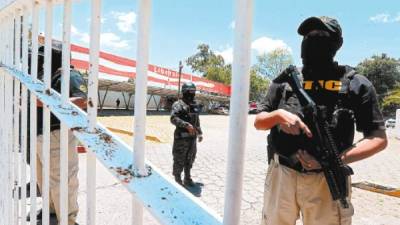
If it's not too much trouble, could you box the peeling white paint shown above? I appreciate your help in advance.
[1,65,222,225]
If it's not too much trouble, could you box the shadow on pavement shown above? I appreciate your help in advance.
[184,182,204,197]
[98,109,171,117]
[98,109,210,117]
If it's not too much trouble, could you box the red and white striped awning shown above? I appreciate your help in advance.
[70,44,231,97]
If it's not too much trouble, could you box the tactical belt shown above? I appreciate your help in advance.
[175,132,197,139]
[274,154,323,174]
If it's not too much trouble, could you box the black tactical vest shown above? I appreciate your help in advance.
[267,66,356,161]
[173,100,202,139]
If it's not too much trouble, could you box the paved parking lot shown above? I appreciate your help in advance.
[73,114,400,225]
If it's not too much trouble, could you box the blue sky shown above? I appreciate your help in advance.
[45,0,400,74]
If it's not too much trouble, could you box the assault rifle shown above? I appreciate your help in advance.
[179,102,202,138]
[273,65,353,208]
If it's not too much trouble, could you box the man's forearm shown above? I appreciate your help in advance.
[342,130,387,164]
[254,110,282,130]
[170,116,189,128]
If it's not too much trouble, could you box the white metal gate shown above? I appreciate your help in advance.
[0,0,254,224]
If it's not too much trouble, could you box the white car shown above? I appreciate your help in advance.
[385,118,396,128]
[209,106,229,115]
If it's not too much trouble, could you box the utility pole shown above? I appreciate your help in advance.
[177,61,183,99]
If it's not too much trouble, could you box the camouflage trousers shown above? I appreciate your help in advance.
[172,137,197,179]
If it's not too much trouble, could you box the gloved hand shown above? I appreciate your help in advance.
[186,124,196,135]
[198,135,203,142]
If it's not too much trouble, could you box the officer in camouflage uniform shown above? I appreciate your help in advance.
[171,82,203,186]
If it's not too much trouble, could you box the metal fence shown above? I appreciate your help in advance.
[0,0,253,225]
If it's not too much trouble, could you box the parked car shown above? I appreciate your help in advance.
[385,118,396,128]
[209,106,229,115]
[248,102,258,114]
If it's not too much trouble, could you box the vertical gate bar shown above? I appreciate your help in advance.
[8,12,15,223]
[0,73,4,225]
[6,13,13,225]
[10,12,14,223]
[3,15,10,225]
[60,0,72,224]
[14,7,21,69]
[42,1,54,225]
[29,1,39,224]
[0,18,4,62]
[2,17,6,223]
[6,75,13,225]
[20,5,30,225]
[0,18,2,224]
[13,8,21,224]
[132,1,152,223]
[134,0,151,177]
[87,1,101,224]
[222,0,253,224]
[0,17,5,223]
[2,17,5,221]
[13,78,21,225]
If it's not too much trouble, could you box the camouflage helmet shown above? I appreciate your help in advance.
[182,82,196,93]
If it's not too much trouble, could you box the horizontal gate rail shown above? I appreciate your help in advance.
[0,0,255,224]
[1,64,222,225]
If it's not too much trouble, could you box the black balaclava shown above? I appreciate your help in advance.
[301,30,341,78]
[183,91,195,103]
[181,82,196,104]
[298,16,344,79]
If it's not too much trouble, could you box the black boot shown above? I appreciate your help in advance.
[184,168,195,187]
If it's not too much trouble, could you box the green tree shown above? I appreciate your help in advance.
[356,54,400,102]
[186,43,269,101]
[382,85,400,116]
[204,64,232,85]
[186,44,225,74]
[186,44,231,84]
[254,48,293,79]
[249,68,270,101]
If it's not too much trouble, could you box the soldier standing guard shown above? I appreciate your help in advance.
[255,16,387,225]
[170,82,203,186]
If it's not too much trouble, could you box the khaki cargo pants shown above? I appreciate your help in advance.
[261,155,354,225]
[37,130,79,225]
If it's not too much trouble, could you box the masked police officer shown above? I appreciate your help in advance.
[171,82,203,186]
[254,16,387,225]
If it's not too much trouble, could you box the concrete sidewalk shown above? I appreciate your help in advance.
[28,115,400,225]
[73,115,400,225]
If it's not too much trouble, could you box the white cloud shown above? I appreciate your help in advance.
[112,11,137,33]
[86,18,107,24]
[395,14,400,22]
[216,36,291,64]
[251,37,292,55]
[369,13,400,23]
[216,47,233,64]
[71,25,90,43]
[100,32,129,48]
[71,25,129,49]
[370,13,390,23]
[229,21,235,29]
